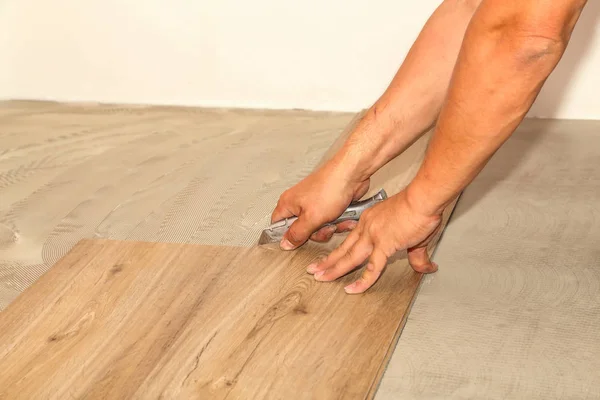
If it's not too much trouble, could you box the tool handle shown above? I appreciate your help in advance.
[324,188,388,226]
[266,189,388,236]
[259,189,388,244]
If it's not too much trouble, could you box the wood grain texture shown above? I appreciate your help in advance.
[0,238,422,399]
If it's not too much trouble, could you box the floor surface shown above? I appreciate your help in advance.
[377,118,600,399]
[0,101,352,308]
[1,102,599,398]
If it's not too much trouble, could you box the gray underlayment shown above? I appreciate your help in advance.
[377,118,600,399]
[1,102,599,398]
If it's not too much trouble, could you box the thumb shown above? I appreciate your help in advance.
[280,215,320,250]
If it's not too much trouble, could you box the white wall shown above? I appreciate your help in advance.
[0,0,599,119]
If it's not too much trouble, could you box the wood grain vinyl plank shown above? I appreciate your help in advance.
[0,238,419,399]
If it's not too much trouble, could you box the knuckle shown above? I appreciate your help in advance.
[347,245,361,260]
[287,229,301,244]
[320,227,336,240]
[383,247,396,259]
[279,190,292,205]
[360,274,371,285]
[367,223,386,243]
[275,196,285,209]
[302,208,322,224]
[369,251,386,268]
[311,229,329,243]
[362,208,373,219]
[287,226,306,245]
[346,245,366,263]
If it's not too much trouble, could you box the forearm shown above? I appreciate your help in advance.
[332,0,483,180]
[406,0,587,216]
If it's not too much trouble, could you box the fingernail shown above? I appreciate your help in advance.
[344,282,357,293]
[306,263,318,273]
[314,270,325,280]
[345,221,358,230]
[280,239,294,250]
[326,225,337,234]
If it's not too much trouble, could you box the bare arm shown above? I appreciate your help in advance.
[273,0,484,249]
[334,0,483,180]
[407,0,588,216]
[309,0,588,294]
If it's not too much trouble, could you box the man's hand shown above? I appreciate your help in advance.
[271,160,370,250]
[270,0,486,251]
[271,0,586,293]
[305,190,443,294]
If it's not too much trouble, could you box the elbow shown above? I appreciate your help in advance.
[471,0,586,67]
[511,35,566,67]
[509,13,574,66]
[482,20,570,70]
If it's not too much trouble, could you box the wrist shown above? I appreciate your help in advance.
[333,103,398,182]
[405,176,446,218]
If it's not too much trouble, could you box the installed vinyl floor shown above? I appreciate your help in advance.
[1,101,599,398]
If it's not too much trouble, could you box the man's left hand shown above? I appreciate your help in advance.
[306,189,444,294]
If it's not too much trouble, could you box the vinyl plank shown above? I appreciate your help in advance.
[0,238,420,399]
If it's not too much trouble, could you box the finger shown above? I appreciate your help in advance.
[270,198,295,224]
[334,220,358,233]
[407,246,439,274]
[344,248,388,294]
[308,218,358,244]
[310,225,337,242]
[314,238,372,282]
[306,229,361,273]
[353,180,370,201]
[281,215,322,250]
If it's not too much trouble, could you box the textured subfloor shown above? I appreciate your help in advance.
[376,119,600,399]
[0,101,353,309]
[1,102,599,398]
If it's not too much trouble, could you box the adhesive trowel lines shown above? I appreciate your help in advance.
[0,101,352,309]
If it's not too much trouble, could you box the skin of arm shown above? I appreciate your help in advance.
[271,0,483,249]
[308,0,588,294]
[406,0,588,217]
[335,0,484,181]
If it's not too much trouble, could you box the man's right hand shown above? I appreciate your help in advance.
[270,159,370,250]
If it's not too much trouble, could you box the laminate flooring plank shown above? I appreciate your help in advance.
[0,238,419,399]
